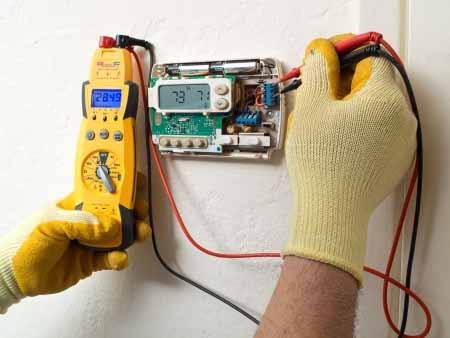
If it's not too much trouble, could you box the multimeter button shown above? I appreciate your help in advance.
[214,84,229,95]
[214,98,229,110]
[182,139,193,147]
[113,131,123,141]
[99,129,109,139]
[86,131,95,140]
[103,116,107,122]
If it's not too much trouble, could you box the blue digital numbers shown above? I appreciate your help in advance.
[91,89,122,108]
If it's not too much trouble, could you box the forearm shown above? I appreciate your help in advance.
[255,256,357,338]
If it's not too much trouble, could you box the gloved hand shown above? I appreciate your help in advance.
[0,176,151,313]
[283,36,417,286]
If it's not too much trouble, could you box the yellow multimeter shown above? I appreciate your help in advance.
[73,37,139,251]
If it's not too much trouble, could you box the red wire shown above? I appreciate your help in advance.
[364,265,431,337]
[130,49,280,259]
[380,38,405,69]
[280,33,404,84]
[334,31,383,55]
[378,162,431,338]
[129,41,431,335]
[375,37,430,337]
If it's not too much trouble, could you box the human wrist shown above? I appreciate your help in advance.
[283,187,371,286]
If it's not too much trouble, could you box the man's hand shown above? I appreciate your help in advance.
[0,175,150,314]
[256,35,417,338]
[283,37,416,285]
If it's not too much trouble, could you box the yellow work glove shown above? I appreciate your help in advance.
[283,37,417,286]
[0,183,150,313]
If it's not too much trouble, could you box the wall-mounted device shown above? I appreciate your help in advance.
[149,58,285,159]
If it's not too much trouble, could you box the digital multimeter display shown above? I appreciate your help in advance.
[91,89,122,108]
[159,84,210,109]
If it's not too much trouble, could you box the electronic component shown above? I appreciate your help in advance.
[261,121,275,129]
[73,37,139,251]
[236,110,262,125]
[149,58,285,159]
[263,83,278,107]
[165,60,260,76]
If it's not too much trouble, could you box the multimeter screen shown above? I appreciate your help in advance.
[159,84,210,109]
[91,89,122,108]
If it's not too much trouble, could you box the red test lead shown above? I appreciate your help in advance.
[280,31,386,84]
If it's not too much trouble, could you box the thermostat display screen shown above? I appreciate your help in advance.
[159,84,210,109]
[91,89,122,108]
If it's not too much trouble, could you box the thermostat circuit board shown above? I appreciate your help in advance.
[149,58,285,159]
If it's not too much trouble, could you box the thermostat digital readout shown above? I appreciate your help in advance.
[159,84,210,110]
[150,77,233,113]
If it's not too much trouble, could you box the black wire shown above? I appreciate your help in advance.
[380,51,423,338]
[340,46,423,338]
[280,78,302,94]
[141,46,260,326]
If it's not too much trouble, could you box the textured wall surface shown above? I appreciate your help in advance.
[400,2,450,337]
[0,1,408,337]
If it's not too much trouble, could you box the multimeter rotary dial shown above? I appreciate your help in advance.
[82,151,122,193]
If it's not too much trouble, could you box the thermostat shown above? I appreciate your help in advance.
[149,58,285,160]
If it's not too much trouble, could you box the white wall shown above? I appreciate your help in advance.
[361,2,450,337]
[400,1,450,337]
[1,0,443,337]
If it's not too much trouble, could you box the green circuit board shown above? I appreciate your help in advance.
[149,75,233,137]
[150,110,231,136]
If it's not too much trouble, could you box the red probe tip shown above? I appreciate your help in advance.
[279,67,301,83]
[99,36,116,48]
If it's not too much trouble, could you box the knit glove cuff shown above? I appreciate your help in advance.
[0,229,25,314]
[283,192,371,286]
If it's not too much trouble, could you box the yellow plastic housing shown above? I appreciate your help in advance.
[73,47,138,249]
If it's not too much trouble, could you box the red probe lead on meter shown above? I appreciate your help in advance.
[99,36,116,48]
